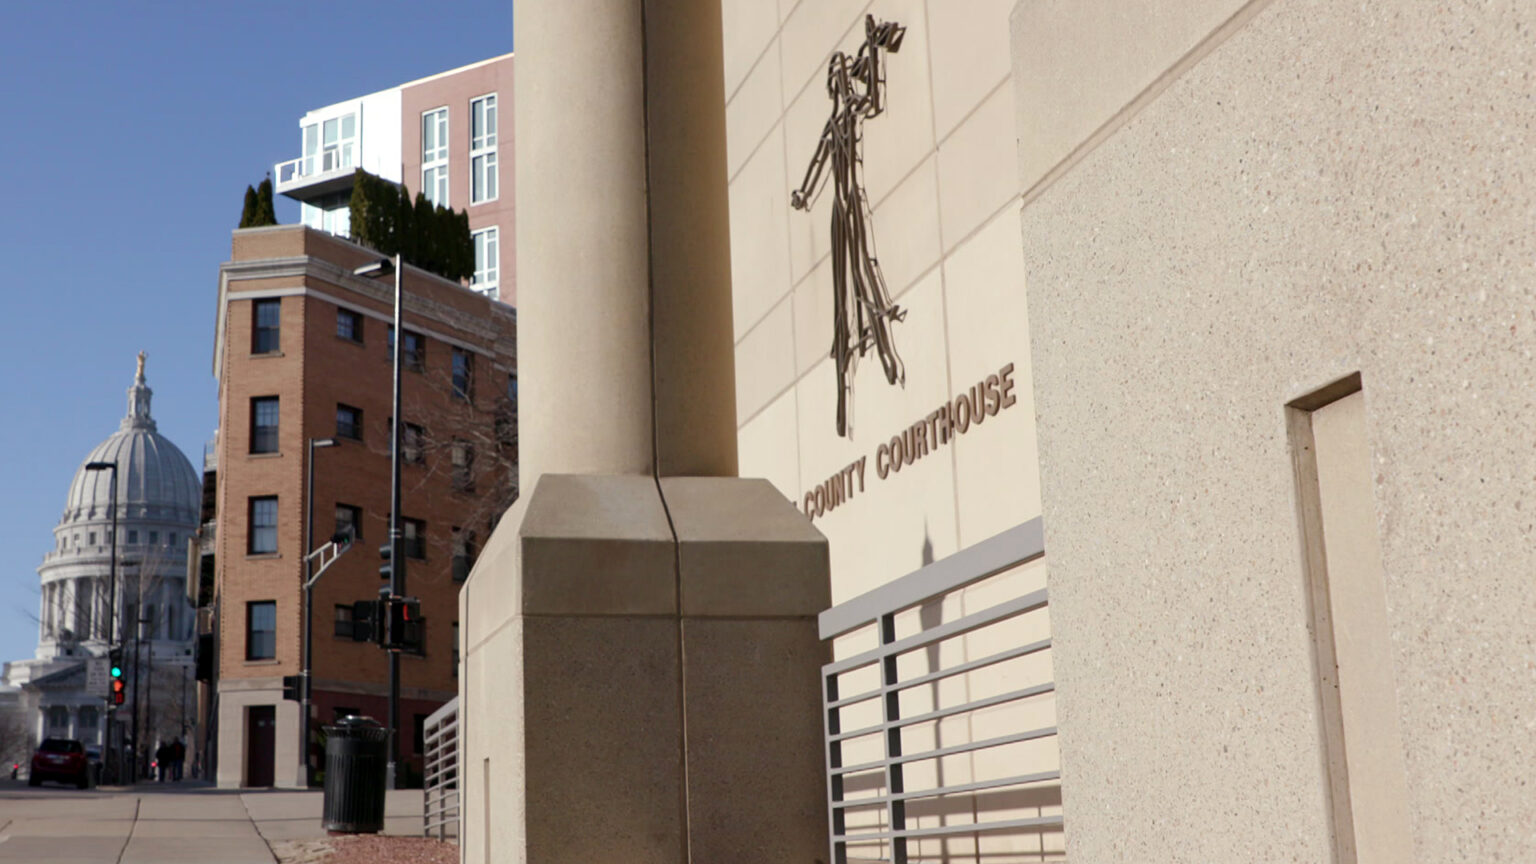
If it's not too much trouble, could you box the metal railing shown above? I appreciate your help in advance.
[820,518,1063,864]
[422,696,460,840]
[274,149,354,190]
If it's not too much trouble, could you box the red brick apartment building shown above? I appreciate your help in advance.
[206,225,516,788]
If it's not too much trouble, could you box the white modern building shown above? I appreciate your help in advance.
[273,53,516,305]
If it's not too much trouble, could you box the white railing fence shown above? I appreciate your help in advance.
[820,519,1063,864]
[422,695,460,840]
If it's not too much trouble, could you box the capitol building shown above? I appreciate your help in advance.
[2,355,200,762]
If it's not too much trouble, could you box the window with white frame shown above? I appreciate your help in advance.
[470,94,498,204]
[422,107,449,206]
[472,227,499,296]
[303,113,357,176]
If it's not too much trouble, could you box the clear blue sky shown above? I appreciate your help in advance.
[0,2,512,668]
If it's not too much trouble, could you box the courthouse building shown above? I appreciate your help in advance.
[458,2,1535,863]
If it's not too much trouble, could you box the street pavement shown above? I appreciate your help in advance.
[0,778,423,863]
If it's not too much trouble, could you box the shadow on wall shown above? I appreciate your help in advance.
[907,525,1063,862]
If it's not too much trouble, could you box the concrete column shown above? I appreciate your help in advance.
[465,4,829,863]
[516,0,737,483]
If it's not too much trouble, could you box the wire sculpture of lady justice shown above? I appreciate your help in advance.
[791,15,907,438]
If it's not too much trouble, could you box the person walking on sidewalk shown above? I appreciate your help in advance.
[170,738,185,782]
[155,743,169,783]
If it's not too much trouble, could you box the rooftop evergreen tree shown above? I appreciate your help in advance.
[254,179,277,226]
[239,186,258,229]
[345,168,474,284]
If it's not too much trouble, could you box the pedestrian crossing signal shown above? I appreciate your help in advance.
[111,679,125,706]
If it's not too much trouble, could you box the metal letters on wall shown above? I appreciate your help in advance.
[792,15,908,438]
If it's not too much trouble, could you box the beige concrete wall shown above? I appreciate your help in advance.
[1015,0,1536,861]
[725,0,1040,603]
[723,3,1059,859]
[214,682,301,789]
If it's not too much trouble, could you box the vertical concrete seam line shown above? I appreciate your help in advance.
[113,796,141,864]
[636,0,693,860]
[1017,0,1278,210]
[239,790,282,863]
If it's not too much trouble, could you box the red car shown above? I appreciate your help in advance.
[29,738,89,788]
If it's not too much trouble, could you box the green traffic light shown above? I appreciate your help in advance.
[110,666,122,678]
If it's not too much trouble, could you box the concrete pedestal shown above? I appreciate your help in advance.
[460,475,830,864]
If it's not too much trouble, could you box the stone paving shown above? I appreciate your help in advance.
[0,778,423,863]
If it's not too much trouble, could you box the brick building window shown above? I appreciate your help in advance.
[470,94,498,204]
[336,308,363,343]
[452,621,460,677]
[452,527,477,582]
[336,403,362,441]
[403,518,426,559]
[422,107,449,206]
[333,604,355,639]
[335,504,362,543]
[246,601,276,660]
[451,440,474,491]
[387,327,426,372]
[252,299,281,354]
[451,349,473,401]
[248,496,278,554]
[402,422,425,464]
[250,397,279,454]
[472,227,499,295]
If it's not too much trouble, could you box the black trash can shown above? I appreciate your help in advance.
[322,715,388,833]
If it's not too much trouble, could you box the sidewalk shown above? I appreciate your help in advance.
[0,778,425,863]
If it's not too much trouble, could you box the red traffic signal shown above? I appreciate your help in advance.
[111,679,126,706]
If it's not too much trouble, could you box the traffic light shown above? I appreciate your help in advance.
[282,675,302,702]
[378,542,393,581]
[385,596,424,654]
[109,648,125,706]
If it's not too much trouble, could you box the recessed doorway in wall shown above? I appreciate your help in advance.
[1287,374,1414,864]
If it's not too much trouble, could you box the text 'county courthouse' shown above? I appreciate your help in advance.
[207,226,515,788]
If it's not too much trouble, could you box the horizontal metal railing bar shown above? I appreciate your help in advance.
[834,813,1065,842]
[824,588,1049,677]
[826,638,1053,711]
[829,682,1057,743]
[424,696,459,726]
[831,770,1063,811]
[831,726,1058,776]
[820,518,1044,640]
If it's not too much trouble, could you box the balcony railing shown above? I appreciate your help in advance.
[273,150,361,200]
[820,518,1063,864]
[422,696,460,840]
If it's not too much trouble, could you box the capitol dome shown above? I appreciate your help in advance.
[4,353,201,750]
[61,354,200,526]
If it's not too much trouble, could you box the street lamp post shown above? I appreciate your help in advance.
[354,254,405,789]
[301,436,339,787]
[83,461,118,781]
[124,560,142,783]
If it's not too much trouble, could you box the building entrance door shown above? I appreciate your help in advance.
[246,705,275,787]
